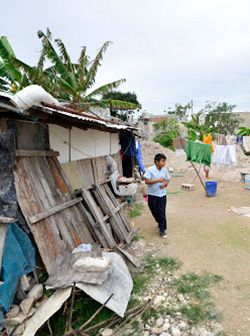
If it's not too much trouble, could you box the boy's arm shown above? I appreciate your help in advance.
[159,169,171,189]
[144,169,164,185]
[145,177,165,185]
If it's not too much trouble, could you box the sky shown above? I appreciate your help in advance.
[2,0,250,114]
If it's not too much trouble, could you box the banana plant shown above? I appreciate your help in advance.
[237,127,250,136]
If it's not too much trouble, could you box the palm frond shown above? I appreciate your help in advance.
[83,41,112,90]
[102,99,139,110]
[38,30,73,85]
[78,46,88,86]
[0,36,16,62]
[86,79,125,98]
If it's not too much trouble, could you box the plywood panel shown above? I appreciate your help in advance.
[14,156,93,273]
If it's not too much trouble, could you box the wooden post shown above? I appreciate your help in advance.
[180,138,208,195]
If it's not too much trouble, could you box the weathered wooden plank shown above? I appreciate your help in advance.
[29,197,83,224]
[80,188,116,247]
[92,186,124,242]
[78,158,95,189]
[92,157,109,184]
[16,150,59,157]
[115,246,141,268]
[14,156,93,273]
[103,183,133,236]
[96,185,131,243]
[93,185,129,242]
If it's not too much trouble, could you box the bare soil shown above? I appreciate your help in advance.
[134,175,250,336]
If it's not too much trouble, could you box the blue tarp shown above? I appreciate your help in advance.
[0,224,35,323]
[135,142,145,173]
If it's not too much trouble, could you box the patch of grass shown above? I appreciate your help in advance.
[128,203,144,218]
[132,255,181,295]
[145,255,182,274]
[171,272,223,325]
[132,232,144,242]
[37,294,114,336]
[173,272,222,301]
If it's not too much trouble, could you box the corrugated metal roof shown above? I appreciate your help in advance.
[0,91,136,132]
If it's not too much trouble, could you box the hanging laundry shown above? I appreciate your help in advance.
[242,136,250,153]
[203,133,214,152]
[225,135,237,145]
[186,140,212,167]
[216,134,227,145]
[213,144,237,166]
[237,136,243,145]
[135,141,145,173]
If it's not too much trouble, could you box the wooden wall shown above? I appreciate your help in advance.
[62,153,123,190]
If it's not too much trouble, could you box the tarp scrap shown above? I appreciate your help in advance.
[0,224,36,324]
[231,207,250,217]
[77,252,133,318]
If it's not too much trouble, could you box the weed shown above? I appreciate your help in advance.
[128,203,144,218]
[173,273,222,301]
[132,232,144,242]
[171,272,223,324]
[132,255,181,295]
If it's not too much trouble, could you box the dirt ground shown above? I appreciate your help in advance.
[134,174,250,336]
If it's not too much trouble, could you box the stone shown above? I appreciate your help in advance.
[177,294,185,302]
[160,333,171,336]
[151,327,163,334]
[143,331,150,336]
[162,322,170,331]
[20,297,34,315]
[13,322,26,335]
[179,321,187,330]
[171,326,181,336]
[101,328,114,336]
[7,313,26,326]
[156,317,164,327]
[153,295,164,306]
[7,305,20,319]
[28,284,43,301]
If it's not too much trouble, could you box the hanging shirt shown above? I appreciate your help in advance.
[203,133,214,152]
[144,165,171,197]
[186,140,212,167]
[213,144,237,165]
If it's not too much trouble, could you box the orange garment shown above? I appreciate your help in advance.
[203,133,214,152]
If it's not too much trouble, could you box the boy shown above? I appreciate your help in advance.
[144,153,170,238]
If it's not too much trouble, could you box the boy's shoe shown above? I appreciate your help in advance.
[160,231,168,239]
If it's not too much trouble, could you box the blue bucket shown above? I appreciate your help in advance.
[205,181,217,197]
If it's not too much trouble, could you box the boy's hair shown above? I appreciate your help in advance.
[154,153,166,163]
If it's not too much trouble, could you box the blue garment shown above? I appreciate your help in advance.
[144,165,171,197]
[120,134,137,157]
[0,224,35,324]
[135,142,145,173]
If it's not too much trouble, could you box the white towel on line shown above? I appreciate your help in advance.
[213,144,237,166]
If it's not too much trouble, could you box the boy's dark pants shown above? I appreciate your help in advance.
[148,195,167,234]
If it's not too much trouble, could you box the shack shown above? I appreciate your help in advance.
[0,88,138,330]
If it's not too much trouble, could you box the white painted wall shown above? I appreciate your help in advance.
[49,124,120,163]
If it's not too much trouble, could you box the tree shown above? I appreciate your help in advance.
[102,91,141,121]
[0,29,139,112]
[183,102,240,140]
[202,102,239,135]
[0,36,28,92]
[168,103,192,121]
[153,117,180,149]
